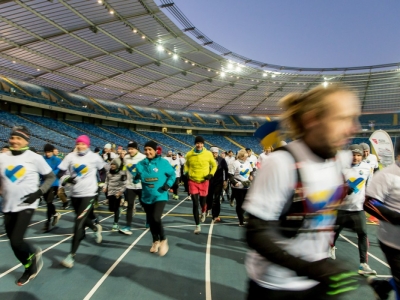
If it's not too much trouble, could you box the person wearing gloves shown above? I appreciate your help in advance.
[57,135,107,268]
[120,141,146,235]
[243,84,361,299]
[0,126,55,286]
[165,152,181,200]
[135,141,176,256]
[184,136,217,234]
[103,158,127,232]
[228,149,253,226]
[103,143,117,163]
[42,143,62,232]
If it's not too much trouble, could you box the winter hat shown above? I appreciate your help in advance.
[127,141,138,149]
[157,145,162,155]
[245,147,251,151]
[94,147,100,153]
[43,143,55,153]
[104,143,111,150]
[349,144,363,155]
[194,136,205,144]
[210,146,219,153]
[144,140,158,152]
[110,158,122,168]
[10,126,30,141]
[76,135,90,147]
[359,143,370,151]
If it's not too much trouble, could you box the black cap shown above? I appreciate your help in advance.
[128,141,138,149]
[144,140,158,151]
[194,136,205,144]
[245,148,251,151]
[94,147,100,153]
[43,143,55,153]
[10,126,30,142]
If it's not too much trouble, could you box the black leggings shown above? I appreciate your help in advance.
[233,188,247,225]
[380,241,400,298]
[172,178,179,195]
[71,197,98,254]
[206,183,223,219]
[333,210,368,263]
[126,189,142,227]
[142,201,166,242]
[191,194,207,225]
[44,186,58,223]
[108,195,121,224]
[4,209,35,267]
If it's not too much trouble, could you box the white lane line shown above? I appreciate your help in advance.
[339,234,390,268]
[83,196,189,300]
[0,200,63,218]
[205,220,215,300]
[0,206,124,279]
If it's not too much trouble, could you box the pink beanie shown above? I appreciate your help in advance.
[76,135,90,147]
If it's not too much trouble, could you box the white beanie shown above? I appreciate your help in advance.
[104,143,112,150]
[210,147,219,153]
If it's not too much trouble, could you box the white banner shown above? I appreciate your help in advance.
[369,130,394,168]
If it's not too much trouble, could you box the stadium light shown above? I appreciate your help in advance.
[323,81,328,87]
[173,54,178,60]
[133,29,137,33]
[220,72,226,77]
[157,45,164,51]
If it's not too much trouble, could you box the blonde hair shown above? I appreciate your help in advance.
[237,149,248,160]
[278,83,355,139]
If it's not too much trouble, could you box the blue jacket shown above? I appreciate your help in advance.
[43,155,62,187]
[136,155,176,204]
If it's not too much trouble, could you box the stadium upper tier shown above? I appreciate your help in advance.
[0,0,400,117]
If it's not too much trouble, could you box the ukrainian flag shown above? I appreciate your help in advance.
[254,120,280,149]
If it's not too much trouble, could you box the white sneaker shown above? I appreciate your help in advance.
[94,224,102,243]
[329,246,337,260]
[150,241,160,253]
[158,239,169,256]
[206,210,211,217]
[200,212,206,223]
[358,263,377,276]
[194,225,201,234]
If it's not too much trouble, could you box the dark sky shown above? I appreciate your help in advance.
[159,0,400,68]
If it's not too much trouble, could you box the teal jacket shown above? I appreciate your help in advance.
[136,156,176,204]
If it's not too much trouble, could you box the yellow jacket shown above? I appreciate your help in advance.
[184,147,217,183]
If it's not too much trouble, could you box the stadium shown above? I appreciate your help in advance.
[0,1,399,299]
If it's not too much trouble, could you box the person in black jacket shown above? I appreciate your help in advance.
[206,147,228,222]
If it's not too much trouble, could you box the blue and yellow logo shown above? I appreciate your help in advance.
[172,164,178,170]
[347,177,365,194]
[73,164,88,177]
[126,164,137,174]
[239,168,250,177]
[5,165,26,182]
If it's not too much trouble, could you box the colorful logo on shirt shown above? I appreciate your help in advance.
[73,164,88,177]
[347,177,365,194]
[126,164,137,174]
[305,186,345,211]
[172,164,178,170]
[5,165,26,182]
[239,168,250,177]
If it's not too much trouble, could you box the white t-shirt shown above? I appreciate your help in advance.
[257,152,269,168]
[340,162,371,211]
[228,159,252,189]
[248,154,258,170]
[166,157,181,178]
[59,151,106,197]
[225,156,235,167]
[363,153,378,170]
[124,152,146,190]
[0,150,52,213]
[366,163,400,250]
[243,140,351,291]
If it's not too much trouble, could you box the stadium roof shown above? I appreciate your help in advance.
[0,0,399,115]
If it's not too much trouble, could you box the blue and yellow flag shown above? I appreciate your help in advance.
[254,120,281,149]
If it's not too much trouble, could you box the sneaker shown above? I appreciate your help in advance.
[230,200,235,207]
[206,210,211,217]
[329,246,337,260]
[112,223,119,231]
[52,212,61,226]
[200,212,206,223]
[367,277,391,300]
[119,226,132,235]
[93,224,102,243]
[239,223,245,227]
[173,194,179,200]
[150,241,160,253]
[93,218,99,225]
[194,225,201,234]
[94,201,99,208]
[123,201,128,207]
[17,247,43,286]
[61,254,75,268]
[213,217,221,222]
[158,239,169,256]
[358,263,377,276]
[62,202,70,209]
[145,223,150,228]
[42,222,50,233]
